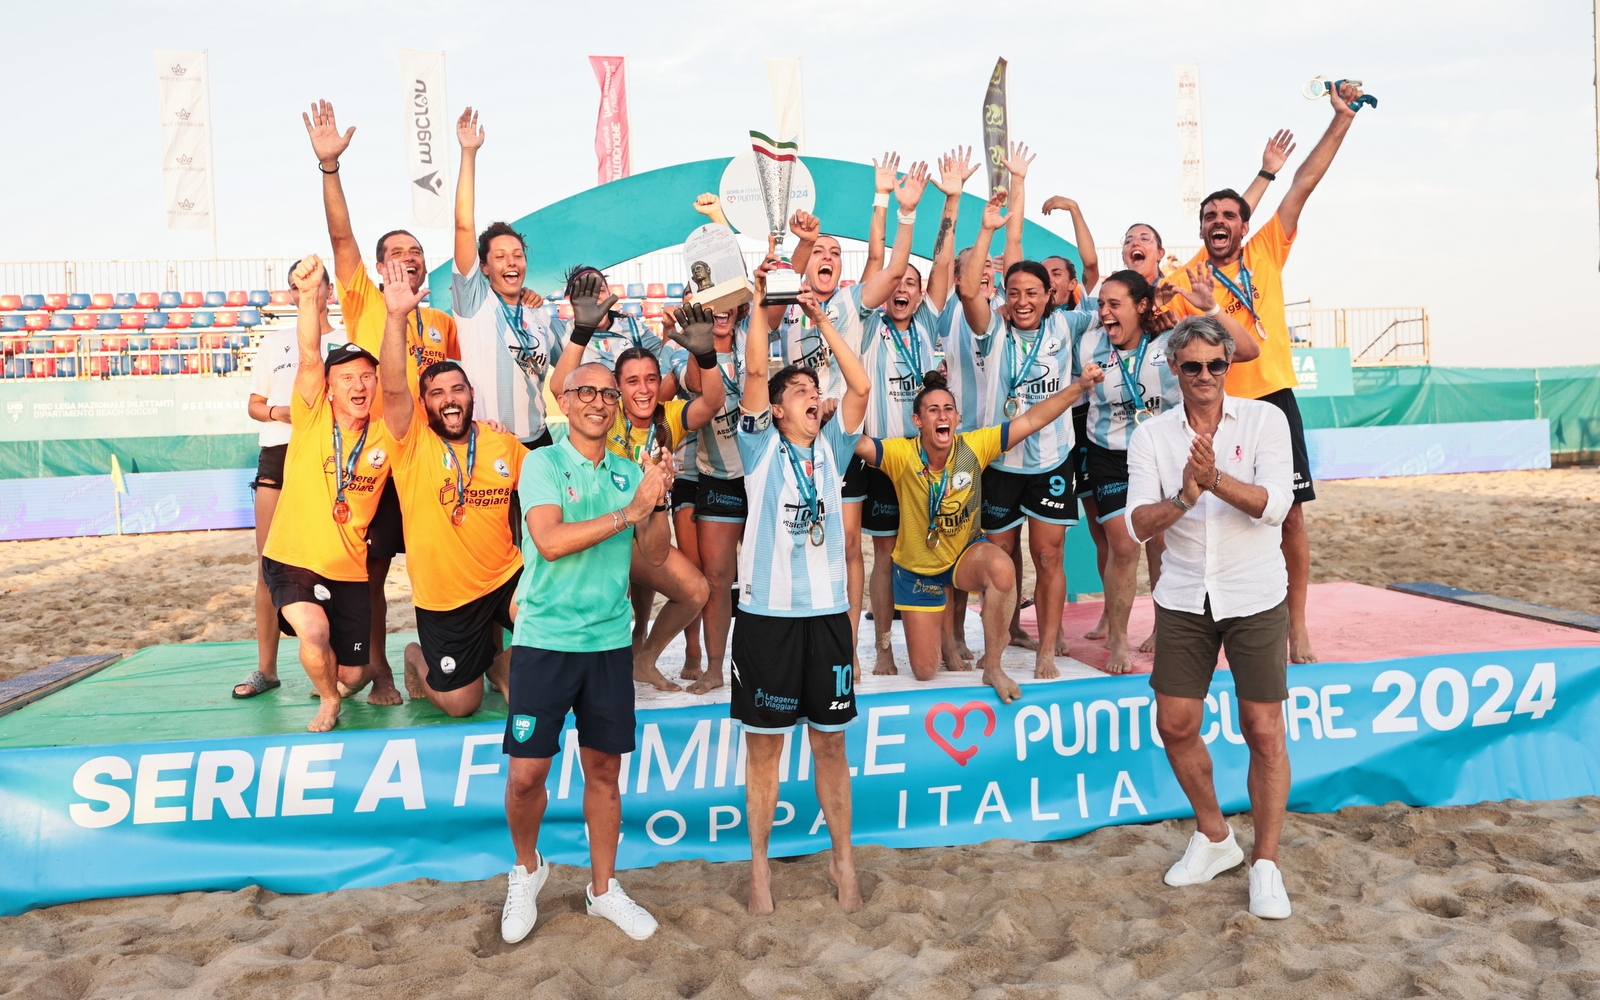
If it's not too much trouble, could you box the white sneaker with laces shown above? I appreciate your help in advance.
[586,878,658,940]
[500,852,549,944]
[1248,858,1292,919]
[1164,825,1246,887]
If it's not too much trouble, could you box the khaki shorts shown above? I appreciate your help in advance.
[1150,599,1289,703]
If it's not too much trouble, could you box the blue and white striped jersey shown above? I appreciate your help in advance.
[550,312,667,372]
[734,407,860,617]
[776,283,866,401]
[977,305,1094,473]
[694,321,749,480]
[667,346,699,482]
[859,299,939,440]
[452,268,564,442]
[935,297,993,435]
[1075,326,1179,451]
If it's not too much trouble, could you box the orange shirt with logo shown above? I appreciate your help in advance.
[1165,213,1298,400]
[338,264,460,406]
[262,391,394,581]
[390,403,527,611]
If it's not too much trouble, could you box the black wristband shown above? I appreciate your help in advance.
[569,325,596,347]
[319,161,340,175]
[694,350,718,370]
[1257,169,1276,181]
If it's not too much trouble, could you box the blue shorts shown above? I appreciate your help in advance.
[892,539,989,613]
[503,645,635,758]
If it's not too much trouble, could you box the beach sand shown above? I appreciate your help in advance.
[2,467,1599,997]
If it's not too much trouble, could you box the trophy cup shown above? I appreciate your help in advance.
[751,130,803,306]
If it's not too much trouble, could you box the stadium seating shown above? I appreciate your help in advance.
[247,290,271,307]
[204,291,226,307]
[90,293,115,310]
[66,294,90,310]
[626,283,646,299]
[647,283,666,298]
[643,301,664,318]
[24,314,48,330]
[95,313,120,331]
[159,292,182,309]
[166,311,192,329]
[44,294,68,311]
[622,302,643,317]
[269,291,292,306]
[190,311,214,328]
[0,295,20,311]
[47,314,71,331]
[608,284,625,299]
[213,310,238,328]
[113,293,137,309]
[119,312,145,330]
[667,283,685,298]
[225,291,248,307]
[22,295,45,311]
[136,292,160,309]
[71,313,96,330]
[0,315,23,332]
[182,292,204,308]
[144,312,169,329]
[237,308,262,327]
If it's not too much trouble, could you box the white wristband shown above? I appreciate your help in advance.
[1204,304,1221,317]
[872,192,890,209]
[897,210,917,226]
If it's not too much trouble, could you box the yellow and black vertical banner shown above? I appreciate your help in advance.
[983,57,1009,196]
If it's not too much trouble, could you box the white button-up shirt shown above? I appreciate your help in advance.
[1125,395,1294,620]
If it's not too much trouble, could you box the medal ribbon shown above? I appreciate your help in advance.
[1206,263,1263,334]
[1108,333,1152,420]
[718,352,743,399]
[499,297,542,372]
[883,314,924,388]
[919,443,952,543]
[1005,324,1048,402]
[410,306,427,371]
[332,420,369,514]
[781,436,821,533]
[442,424,477,515]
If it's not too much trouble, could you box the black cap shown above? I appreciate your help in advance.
[323,342,379,375]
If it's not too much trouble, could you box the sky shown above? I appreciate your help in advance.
[3,0,1598,367]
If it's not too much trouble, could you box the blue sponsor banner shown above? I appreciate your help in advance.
[1305,419,1551,480]
[0,468,254,541]
[2,648,1596,915]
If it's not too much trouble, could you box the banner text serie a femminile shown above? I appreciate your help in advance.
[2,649,1595,914]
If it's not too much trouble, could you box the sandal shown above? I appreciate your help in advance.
[232,669,281,699]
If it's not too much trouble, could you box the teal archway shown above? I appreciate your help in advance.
[426,156,1082,309]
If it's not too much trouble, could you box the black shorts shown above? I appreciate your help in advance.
[503,645,636,758]
[252,444,287,491]
[980,455,1079,532]
[262,556,372,667]
[672,475,699,513]
[695,476,747,523]
[731,610,857,734]
[860,464,899,536]
[414,568,521,692]
[1257,388,1315,504]
[1071,407,1093,498]
[841,454,869,503]
[1085,442,1132,521]
[508,428,552,548]
[366,479,405,560]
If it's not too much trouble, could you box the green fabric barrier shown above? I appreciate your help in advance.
[0,435,259,480]
[1297,366,1600,456]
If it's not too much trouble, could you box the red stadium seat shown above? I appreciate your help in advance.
[151,335,178,351]
[647,283,666,299]
[27,357,55,378]
[43,294,68,311]
[643,301,664,318]
[50,336,75,354]
[101,335,129,352]
[181,292,204,308]
[119,312,146,330]
[72,313,96,330]
[0,295,20,311]
[90,293,115,310]
[225,291,248,307]
[270,291,293,306]
[136,292,160,309]
[23,314,48,330]
[608,284,625,299]
[166,311,193,329]
[131,355,154,376]
[557,303,574,321]
[213,310,239,328]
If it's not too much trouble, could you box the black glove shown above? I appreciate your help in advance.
[668,303,718,370]
[569,272,618,347]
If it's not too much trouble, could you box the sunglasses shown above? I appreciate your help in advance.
[1178,359,1231,377]
[563,386,623,404]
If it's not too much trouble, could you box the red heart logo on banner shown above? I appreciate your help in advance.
[924,700,997,766]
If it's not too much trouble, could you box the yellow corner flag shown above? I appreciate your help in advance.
[110,454,127,494]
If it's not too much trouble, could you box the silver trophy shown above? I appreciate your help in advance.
[751,130,804,306]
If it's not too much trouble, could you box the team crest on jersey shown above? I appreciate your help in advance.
[494,458,510,477]
[611,472,629,492]
[1044,337,1061,354]
[952,471,972,491]
[511,715,535,742]
[428,326,442,343]
[366,448,387,470]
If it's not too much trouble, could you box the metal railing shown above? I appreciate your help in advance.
[1283,303,1429,366]
[0,258,313,297]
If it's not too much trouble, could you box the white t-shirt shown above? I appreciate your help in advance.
[251,327,346,447]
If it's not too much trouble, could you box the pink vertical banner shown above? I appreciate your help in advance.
[589,55,630,185]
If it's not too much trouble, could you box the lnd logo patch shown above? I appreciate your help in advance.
[511,715,535,742]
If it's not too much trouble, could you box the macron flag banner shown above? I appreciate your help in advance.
[398,49,450,229]
[589,55,631,185]
[153,50,213,231]
[2,649,1598,914]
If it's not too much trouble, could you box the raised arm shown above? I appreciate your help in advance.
[303,100,362,285]
[291,257,329,407]
[1041,196,1099,294]
[1007,360,1104,442]
[1000,141,1034,279]
[859,161,929,310]
[1240,130,1296,215]
[1276,84,1364,238]
[453,108,484,276]
[548,273,620,401]
[377,259,426,438]
[742,268,774,414]
[668,303,724,430]
[800,291,870,432]
[928,147,978,308]
[957,192,1007,335]
[692,192,730,228]
[786,208,820,279]
[862,152,898,282]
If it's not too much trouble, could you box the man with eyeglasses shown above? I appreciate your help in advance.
[497,360,675,945]
[1125,315,1296,921]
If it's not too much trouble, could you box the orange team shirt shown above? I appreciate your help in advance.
[1164,213,1298,400]
[262,391,395,582]
[337,263,460,407]
[390,402,527,611]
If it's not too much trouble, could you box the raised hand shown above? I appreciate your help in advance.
[626,459,673,521]
[666,303,717,361]
[457,107,484,151]
[303,100,354,166]
[979,189,1008,231]
[1173,263,1219,313]
[1003,140,1036,180]
[1077,361,1106,391]
[873,152,901,194]
[520,288,545,309]
[789,209,821,242]
[1041,196,1079,216]
[933,146,979,196]
[1189,433,1217,490]
[693,193,720,217]
[894,160,931,212]
[292,254,326,293]
[1332,80,1366,119]
[1262,129,1297,175]
[380,259,426,314]
[570,271,617,335]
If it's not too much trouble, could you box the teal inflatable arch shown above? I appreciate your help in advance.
[426,156,1082,310]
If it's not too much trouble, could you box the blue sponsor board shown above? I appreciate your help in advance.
[1,648,1594,915]
[0,468,254,541]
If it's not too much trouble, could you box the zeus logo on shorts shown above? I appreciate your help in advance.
[511,715,535,742]
[313,584,331,601]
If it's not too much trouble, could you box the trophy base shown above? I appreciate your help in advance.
[764,270,803,306]
[685,276,754,315]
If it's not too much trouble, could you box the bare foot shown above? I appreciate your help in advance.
[367,673,402,706]
[689,666,724,695]
[1103,635,1133,675]
[1054,631,1071,656]
[402,649,426,699]
[873,638,898,676]
[1009,628,1040,651]
[955,637,975,663]
[308,699,340,733]
[1033,648,1060,680]
[633,651,683,692]
[1290,625,1318,663]
[679,653,704,683]
[829,856,863,913]
[1084,615,1109,641]
[748,859,774,915]
[1137,631,1156,654]
[983,667,1022,704]
[940,639,972,671]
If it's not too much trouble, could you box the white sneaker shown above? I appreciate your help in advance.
[586,878,658,940]
[1164,825,1246,887]
[1248,859,1292,919]
[500,853,549,944]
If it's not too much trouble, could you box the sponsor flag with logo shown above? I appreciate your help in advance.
[1174,64,1206,224]
[398,49,450,228]
[589,56,631,185]
[982,58,1009,197]
[764,57,806,152]
[153,50,214,231]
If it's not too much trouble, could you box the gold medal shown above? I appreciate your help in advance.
[1133,408,1152,425]
[450,504,466,526]
[926,530,940,549]
[1003,396,1020,418]
[332,501,350,524]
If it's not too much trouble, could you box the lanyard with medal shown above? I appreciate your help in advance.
[442,425,477,526]
[1002,323,1048,418]
[632,421,656,467]
[409,305,427,371]
[781,435,826,546]
[1108,333,1153,425]
[1207,263,1265,338]
[499,298,544,377]
[919,443,951,548]
[884,313,924,388]
[330,420,369,524]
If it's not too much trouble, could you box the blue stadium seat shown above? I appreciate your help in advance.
[666,283,685,298]
[626,283,646,299]
[542,304,559,323]
[190,311,214,328]
[66,294,90,311]
[126,335,151,352]
[176,335,199,351]
[21,294,45,311]
[1,315,25,332]
[622,302,643,316]
[247,290,271,307]
[113,293,137,309]
[96,313,120,331]
[203,291,226,307]
[212,352,237,375]
[48,314,73,331]
[237,308,262,327]
[159,292,182,309]
[54,356,77,378]
[143,312,169,329]
[159,354,181,376]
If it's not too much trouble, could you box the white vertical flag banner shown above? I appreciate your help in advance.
[153,50,214,231]
[399,49,451,229]
[1174,64,1206,225]
[765,57,806,152]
